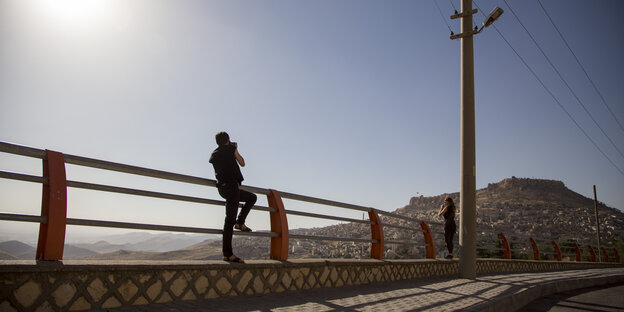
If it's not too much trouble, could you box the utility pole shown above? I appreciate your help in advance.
[458,0,477,279]
[449,0,503,279]
[449,0,478,280]
[593,185,602,262]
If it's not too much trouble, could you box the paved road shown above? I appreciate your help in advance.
[520,283,624,312]
[96,268,624,312]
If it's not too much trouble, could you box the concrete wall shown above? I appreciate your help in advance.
[1,259,621,312]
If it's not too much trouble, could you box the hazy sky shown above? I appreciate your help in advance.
[1,0,623,243]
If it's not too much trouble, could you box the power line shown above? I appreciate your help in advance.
[502,0,624,162]
[433,0,454,35]
[448,0,458,13]
[537,0,624,134]
[471,1,624,177]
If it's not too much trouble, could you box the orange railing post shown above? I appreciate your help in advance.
[36,150,67,261]
[498,233,511,259]
[587,245,596,262]
[368,208,384,260]
[614,248,620,263]
[420,221,436,259]
[551,240,562,261]
[573,242,581,262]
[267,189,289,260]
[529,237,540,260]
[600,247,609,262]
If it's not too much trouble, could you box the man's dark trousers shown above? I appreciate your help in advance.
[218,183,257,257]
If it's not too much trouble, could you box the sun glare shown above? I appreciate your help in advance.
[37,0,112,28]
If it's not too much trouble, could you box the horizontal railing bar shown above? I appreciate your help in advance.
[284,210,371,224]
[289,234,375,244]
[62,150,395,215]
[0,171,46,184]
[383,223,426,232]
[532,238,556,242]
[0,141,46,159]
[63,153,273,195]
[0,213,47,224]
[476,244,501,248]
[476,228,501,234]
[66,218,279,237]
[378,210,437,224]
[1,142,431,223]
[278,191,371,213]
[384,240,420,246]
[66,180,275,212]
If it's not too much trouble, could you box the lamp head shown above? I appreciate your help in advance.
[483,7,504,28]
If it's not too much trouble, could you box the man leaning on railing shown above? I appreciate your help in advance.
[209,131,257,263]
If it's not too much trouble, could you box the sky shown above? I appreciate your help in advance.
[1,0,623,244]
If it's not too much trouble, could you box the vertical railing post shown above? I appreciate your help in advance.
[368,208,384,260]
[587,245,596,262]
[613,248,620,263]
[573,242,581,262]
[529,237,540,260]
[36,150,67,261]
[420,221,436,259]
[498,233,511,259]
[267,189,289,260]
[600,247,609,262]
[551,240,562,261]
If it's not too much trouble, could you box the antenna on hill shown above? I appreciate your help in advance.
[593,185,602,262]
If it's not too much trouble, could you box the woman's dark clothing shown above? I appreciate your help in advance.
[209,144,256,257]
[443,205,456,254]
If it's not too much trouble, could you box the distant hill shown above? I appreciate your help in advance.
[0,250,17,260]
[82,239,223,261]
[398,177,624,244]
[76,233,211,253]
[73,241,128,254]
[0,241,35,259]
[1,232,212,260]
[63,245,99,260]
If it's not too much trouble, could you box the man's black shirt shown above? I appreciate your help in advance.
[209,144,243,187]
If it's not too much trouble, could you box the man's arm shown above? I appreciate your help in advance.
[233,144,245,167]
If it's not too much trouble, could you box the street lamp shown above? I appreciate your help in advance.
[483,7,504,28]
[449,1,503,279]
[450,6,504,39]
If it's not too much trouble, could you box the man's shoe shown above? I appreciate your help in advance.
[223,255,245,263]
[234,223,252,232]
[445,254,453,259]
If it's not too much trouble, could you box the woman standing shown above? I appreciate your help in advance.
[438,197,456,259]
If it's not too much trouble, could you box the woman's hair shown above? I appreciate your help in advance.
[445,197,455,208]
[215,131,230,146]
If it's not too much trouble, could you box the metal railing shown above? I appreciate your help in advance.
[2,140,622,263]
[473,227,622,263]
[0,141,438,261]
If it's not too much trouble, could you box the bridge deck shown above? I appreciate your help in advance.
[94,267,624,312]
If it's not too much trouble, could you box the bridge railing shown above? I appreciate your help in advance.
[0,141,438,261]
[2,141,622,263]
[474,228,622,263]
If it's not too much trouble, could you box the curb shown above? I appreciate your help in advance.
[469,273,624,312]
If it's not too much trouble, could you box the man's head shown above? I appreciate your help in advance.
[215,131,230,146]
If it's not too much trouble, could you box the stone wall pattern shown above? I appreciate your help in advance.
[0,259,621,312]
